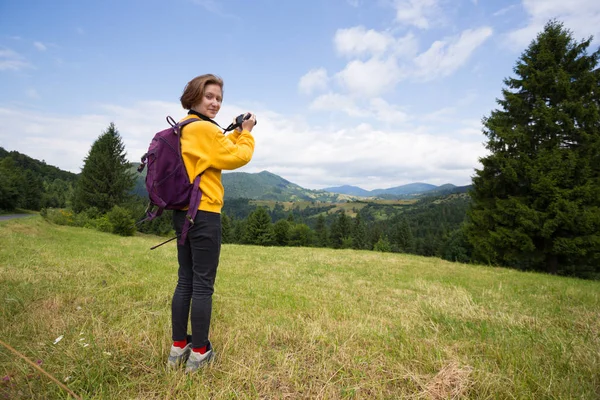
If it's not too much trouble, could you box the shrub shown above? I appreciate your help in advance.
[374,236,391,252]
[93,215,113,233]
[107,205,135,236]
[73,211,90,227]
[42,208,75,226]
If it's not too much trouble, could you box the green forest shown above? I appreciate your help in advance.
[1,21,598,279]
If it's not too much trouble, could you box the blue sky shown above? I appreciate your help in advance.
[1,0,599,190]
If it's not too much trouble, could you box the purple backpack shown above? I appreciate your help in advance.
[137,116,202,249]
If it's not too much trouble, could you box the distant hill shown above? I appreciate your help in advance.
[323,182,468,199]
[418,184,472,198]
[223,171,353,201]
[304,184,371,198]
[371,182,438,196]
[132,165,351,202]
[0,147,78,182]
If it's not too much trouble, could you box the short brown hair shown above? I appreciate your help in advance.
[180,74,224,109]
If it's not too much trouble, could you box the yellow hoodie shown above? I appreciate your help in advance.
[179,115,255,213]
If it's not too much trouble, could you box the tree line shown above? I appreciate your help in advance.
[0,147,77,211]
[219,196,471,261]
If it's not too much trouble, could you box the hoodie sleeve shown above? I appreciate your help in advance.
[208,129,255,170]
[224,130,242,144]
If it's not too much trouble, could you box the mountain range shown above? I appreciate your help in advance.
[322,183,460,198]
[222,172,471,200]
[132,162,470,201]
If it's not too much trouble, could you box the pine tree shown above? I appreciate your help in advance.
[244,207,275,245]
[351,213,367,250]
[232,218,247,244]
[273,219,291,246]
[72,123,135,213]
[289,223,314,247]
[20,170,43,210]
[0,157,21,211]
[467,21,600,276]
[390,215,413,253]
[315,214,329,247]
[367,223,384,251]
[221,212,233,243]
[329,210,351,249]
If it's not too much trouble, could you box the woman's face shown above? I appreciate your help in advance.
[195,83,222,118]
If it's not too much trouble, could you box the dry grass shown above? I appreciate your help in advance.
[1,217,599,399]
[417,361,473,400]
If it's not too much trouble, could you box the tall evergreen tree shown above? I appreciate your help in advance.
[0,157,21,211]
[20,170,43,210]
[367,223,384,251]
[232,218,247,244]
[273,219,291,246]
[315,214,329,247]
[289,223,314,247]
[244,207,275,245]
[329,210,351,249]
[390,215,413,253]
[221,212,233,243]
[351,213,367,250]
[467,21,600,276]
[72,123,135,213]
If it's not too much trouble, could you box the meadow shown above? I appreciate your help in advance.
[1,217,599,399]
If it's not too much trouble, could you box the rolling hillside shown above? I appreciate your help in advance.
[324,182,472,199]
[132,164,353,202]
[132,164,469,202]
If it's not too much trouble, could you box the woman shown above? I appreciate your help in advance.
[167,74,256,372]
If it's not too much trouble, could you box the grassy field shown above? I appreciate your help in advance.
[1,217,599,399]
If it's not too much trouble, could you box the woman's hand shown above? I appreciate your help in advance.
[236,112,257,132]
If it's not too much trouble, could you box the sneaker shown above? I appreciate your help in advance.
[185,341,215,373]
[167,334,192,370]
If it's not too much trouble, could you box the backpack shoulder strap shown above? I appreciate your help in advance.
[178,118,201,128]
[177,175,203,246]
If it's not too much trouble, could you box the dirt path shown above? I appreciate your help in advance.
[0,214,36,221]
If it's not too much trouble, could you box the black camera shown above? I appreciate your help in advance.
[235,113,257,127]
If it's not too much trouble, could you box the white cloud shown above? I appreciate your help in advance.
[394,0,441,29]
[336,57,403,97]
[0,101,486,190]
[391,32,420,59]
[369,98,409,125]
[334,26,395,57]
[507,0,600,49]
[33,41,47,51]
[310,92,363,115]
[309,94,409,125]
[298,68,329,95]
[414,27,493,80]
[0,47,31,71]
[303,24,488,99]
[334,26,419,60]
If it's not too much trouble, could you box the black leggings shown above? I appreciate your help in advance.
[171,210,221,348]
